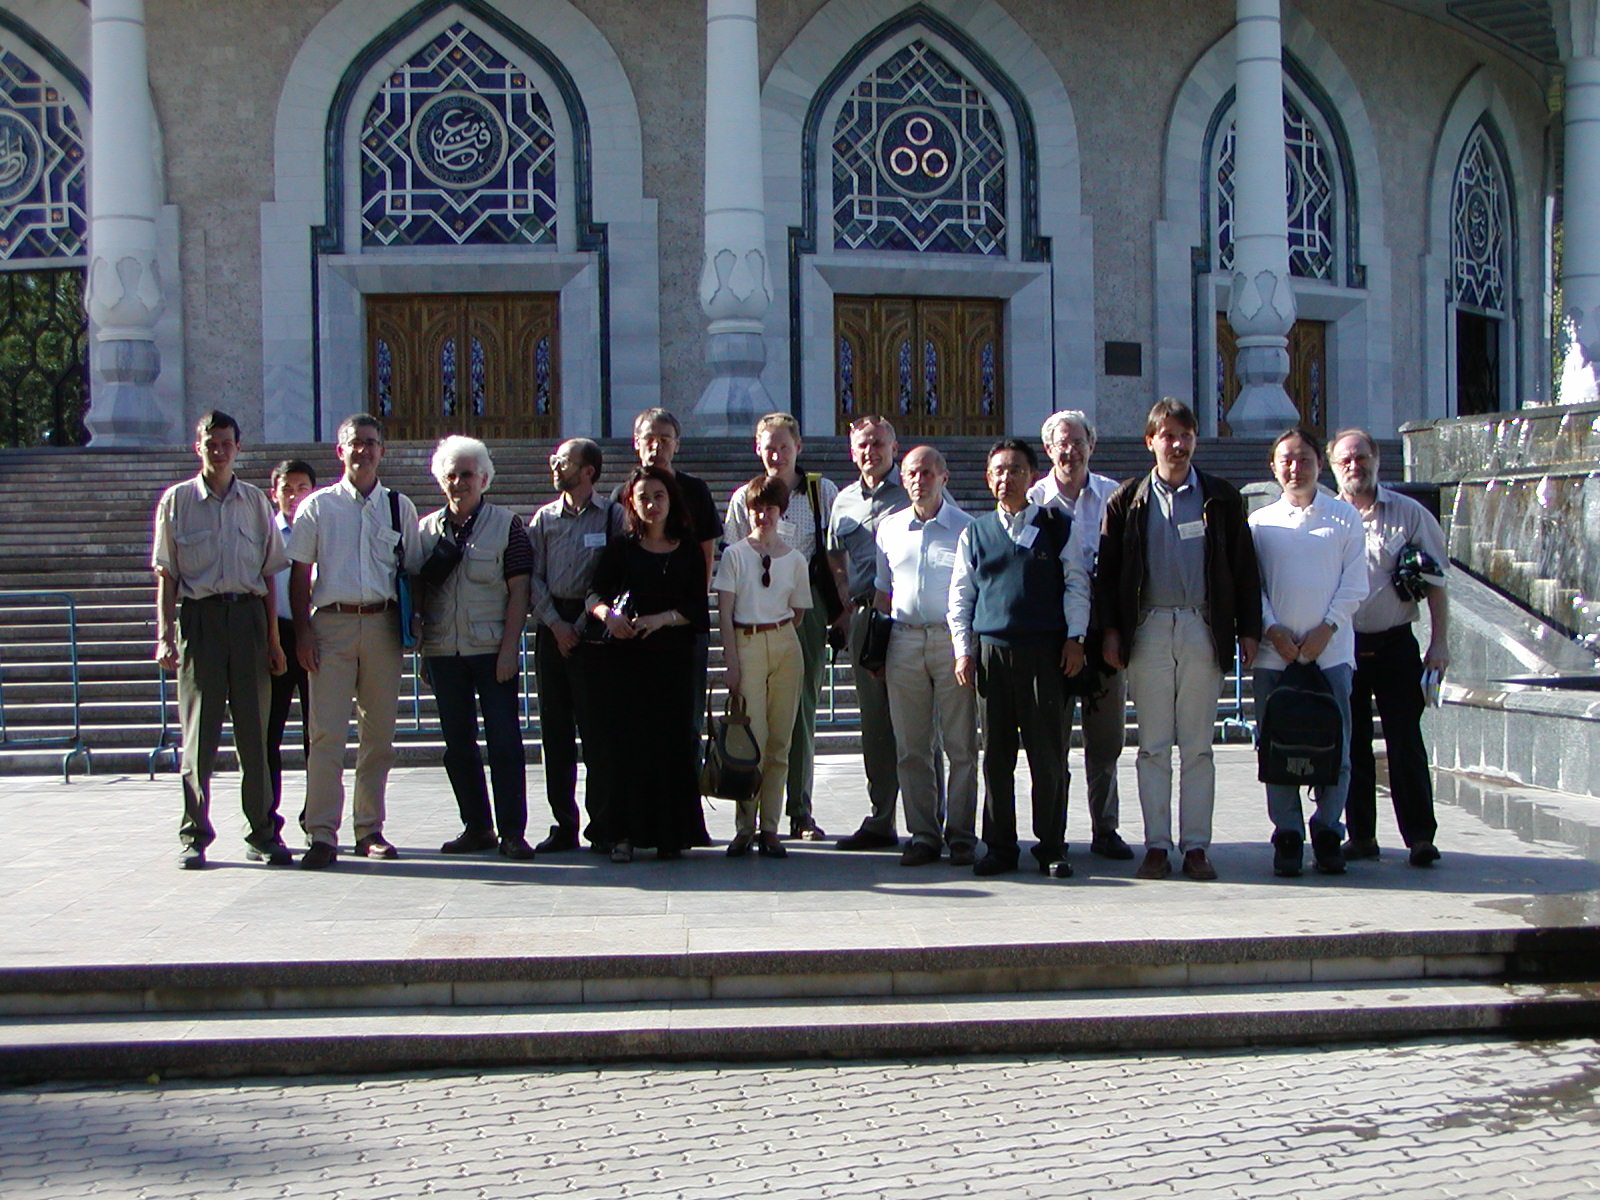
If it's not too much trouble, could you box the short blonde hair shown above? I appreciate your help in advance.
[755,412,801,440]
[431,435,494,489]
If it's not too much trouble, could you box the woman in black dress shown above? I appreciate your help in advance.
[587,465,712,861]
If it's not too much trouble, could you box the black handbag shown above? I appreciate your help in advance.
[805,474,846,628]
[1256,660,1344,786]
[858,607,895,673]
[698,693,763,802]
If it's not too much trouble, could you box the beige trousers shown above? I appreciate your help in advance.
[734,624,803,836]
[303,610,404,846]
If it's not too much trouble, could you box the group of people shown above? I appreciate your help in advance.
[153,397,1450,881]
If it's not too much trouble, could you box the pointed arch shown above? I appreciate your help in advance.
[1156,10,1392,435]
[261,0,658,440]
[763,0,1091,436]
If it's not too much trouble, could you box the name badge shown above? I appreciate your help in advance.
[778,519,797,539]
[583,532,607,550]
[1385,530,1408,554]
[929,547,957,569]
[1178,520,1205,541]
[1016,524,1039,549]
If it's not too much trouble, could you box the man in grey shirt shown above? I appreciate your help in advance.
[829,416,909,850]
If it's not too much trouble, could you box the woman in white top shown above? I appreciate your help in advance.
[713,476,812,857]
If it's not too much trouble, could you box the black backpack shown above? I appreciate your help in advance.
[1256,661,1343,786]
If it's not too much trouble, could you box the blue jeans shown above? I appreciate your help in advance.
[427,652,527,839]
[1252,662,1353,841]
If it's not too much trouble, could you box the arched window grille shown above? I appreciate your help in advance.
[831,40,1005,256]
[360,21,558,248]
[1450,123,1507,316]
[1215,94,1337,281]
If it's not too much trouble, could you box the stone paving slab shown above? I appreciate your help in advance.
[2,1036,1596,1199]
[1,747,1597,974]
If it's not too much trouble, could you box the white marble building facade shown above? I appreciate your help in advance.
[0,0,1582,446]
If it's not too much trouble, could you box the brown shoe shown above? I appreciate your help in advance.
[1134,849,1172,880]
[354,833,398,860]
[1181,849,1218,881]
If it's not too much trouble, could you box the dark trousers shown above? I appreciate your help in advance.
[1347,624,1438,847]
[978,637,1067,866]
[267,617,310,818]
[849,603,900,837]
[428,652,527,839]
[534,623,612,843]
[177,595,276,850]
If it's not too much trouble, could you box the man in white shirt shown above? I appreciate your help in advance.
[949,439,1089,878]
[874,446,976,866]
[1249,427,1368,877]
[288,413,424,869]
[1027,409,1132,862]
[1329,428,1450,868]
[267,457,317,821]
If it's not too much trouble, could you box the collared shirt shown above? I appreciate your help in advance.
[829,470,910,599]
[152,474,286,600]
[947,503,1091,658]
[1025,470,1118,575]
[286,476,424,610]
[1249,490,1369,671]
[724,474,839,559]
[270,511,293,617]
[527,491,624,627]
[873,498,972,627]
[1143,467,1207,608]
[1350,484,1450,633]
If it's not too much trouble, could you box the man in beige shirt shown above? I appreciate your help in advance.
[152,410,289,870]
[288,413,424,869]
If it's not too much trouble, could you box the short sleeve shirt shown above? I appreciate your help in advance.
[1352,485,1449,633]
[152,475,287,599]
[713,539,811,625]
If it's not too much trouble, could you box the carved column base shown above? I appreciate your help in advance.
[1227,340,1299,436]
[84,338,174,446]
[690,330,772,436]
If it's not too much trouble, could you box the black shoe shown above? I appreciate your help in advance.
[757,832,788,858]
[245,840,294,866]
[1343,836,1381,861]
[948,845,977,867]
[355,833,399,860]
[499,836,537,861]
[534,828,579,853]
[587,840,615,856]
[300,841,338,870]
[657,847,683,861]
[1051,860,1074,879]
[441,829,498,854]
[1272,831,1303,878]
[179,846,206,870]
[1311,829,1346,875]
[726,833,753,858]
[900,842,940,867]
[1408,842,1441,867]
[788,816,826,841]
[973,852,1018,877]
[836,829,899,851]
[1089,832,1135,861]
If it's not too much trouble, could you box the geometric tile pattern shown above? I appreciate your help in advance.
[832,41,1005,256]
[1451,123,1506,314]
[1216,95,1336,281]
[360,22,557,248]
[0,46,85,261]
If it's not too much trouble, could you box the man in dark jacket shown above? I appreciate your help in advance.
[1095,399,1261,882]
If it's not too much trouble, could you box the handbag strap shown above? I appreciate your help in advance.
[387,488,405,569]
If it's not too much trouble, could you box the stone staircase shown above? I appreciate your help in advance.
[0,434,1344,777]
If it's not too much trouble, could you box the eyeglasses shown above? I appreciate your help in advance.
[549,455,572,469]
[761,554,772,588]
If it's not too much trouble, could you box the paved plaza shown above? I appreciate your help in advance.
[3,1036,1597,1198]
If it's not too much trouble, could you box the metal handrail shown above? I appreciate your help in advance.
[147,667,181,779]
[0,590,92,781]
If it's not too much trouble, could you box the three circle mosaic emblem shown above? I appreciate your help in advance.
[408,90,509,191]
[874,107,962,199]
[0,108,43,207]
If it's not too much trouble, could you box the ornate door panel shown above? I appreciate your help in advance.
[835,295,1002,438]
[367,292,560,441]
[1216,315,1327,438]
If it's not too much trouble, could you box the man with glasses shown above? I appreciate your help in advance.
[1027,409,1133,862]
[949,438,1090,878]
[1329,428,1450,868]
[529,437,623,853]
[288,413,423,869]
[829,416,909,851]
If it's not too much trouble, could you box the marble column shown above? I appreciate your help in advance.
[1560,2,1600,403]
[84,0,170,447]
[1223,0,1299,436]
[691,0,774,436]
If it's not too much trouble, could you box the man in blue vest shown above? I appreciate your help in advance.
[949,438,1090,878]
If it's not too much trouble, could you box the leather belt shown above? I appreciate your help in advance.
[187,592,260,604]
[735,617,793,634]
[319,600,396,615]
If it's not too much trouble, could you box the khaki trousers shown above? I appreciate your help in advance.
[303,610,403,846]
[885,623,978,851]
[734,624,803,836]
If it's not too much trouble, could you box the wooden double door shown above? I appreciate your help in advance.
[834,295,1004,438]
[366,293,560,442]
[1216,315,1327,438]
